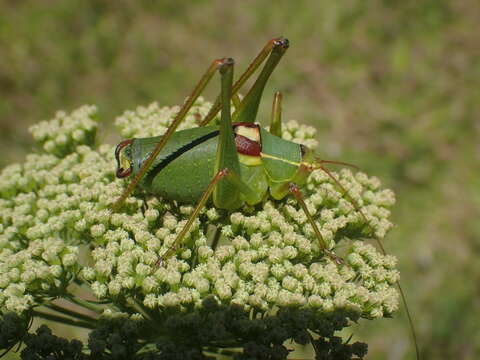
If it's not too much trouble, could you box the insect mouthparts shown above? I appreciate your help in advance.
[115,139,134,178]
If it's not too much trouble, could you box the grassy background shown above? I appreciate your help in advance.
[1,0,479,358]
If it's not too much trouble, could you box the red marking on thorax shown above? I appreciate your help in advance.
[235,134,261,156]
[233,123,262,156]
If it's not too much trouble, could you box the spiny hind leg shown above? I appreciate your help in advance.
[200,37,289,126]
[232,38,289,124]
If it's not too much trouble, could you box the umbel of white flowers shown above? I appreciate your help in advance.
[0,99,399,320]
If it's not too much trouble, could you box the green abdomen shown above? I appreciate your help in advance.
[131,126,219,204]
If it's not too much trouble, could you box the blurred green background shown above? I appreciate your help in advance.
[1,0,478,359]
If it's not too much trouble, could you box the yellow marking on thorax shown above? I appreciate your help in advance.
[235,126,260,141]
[239,153,262,166]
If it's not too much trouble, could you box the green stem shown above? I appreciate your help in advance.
[66,295,105,314]
[133,298,154,322]
[32,310,96,330]
[44,302,98,323]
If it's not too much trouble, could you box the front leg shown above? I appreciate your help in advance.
[288,182,343,264]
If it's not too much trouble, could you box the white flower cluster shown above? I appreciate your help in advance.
[29,105,98,156]
[115,98,212,138]
[0,99,399,320]
[281,119,319,149]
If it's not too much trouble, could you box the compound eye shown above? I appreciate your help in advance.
[115,139,134,178]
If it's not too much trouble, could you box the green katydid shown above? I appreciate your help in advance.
[112,38,349,263]
[111,37,419,358]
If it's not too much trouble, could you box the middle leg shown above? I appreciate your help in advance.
[158,167,260,265]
